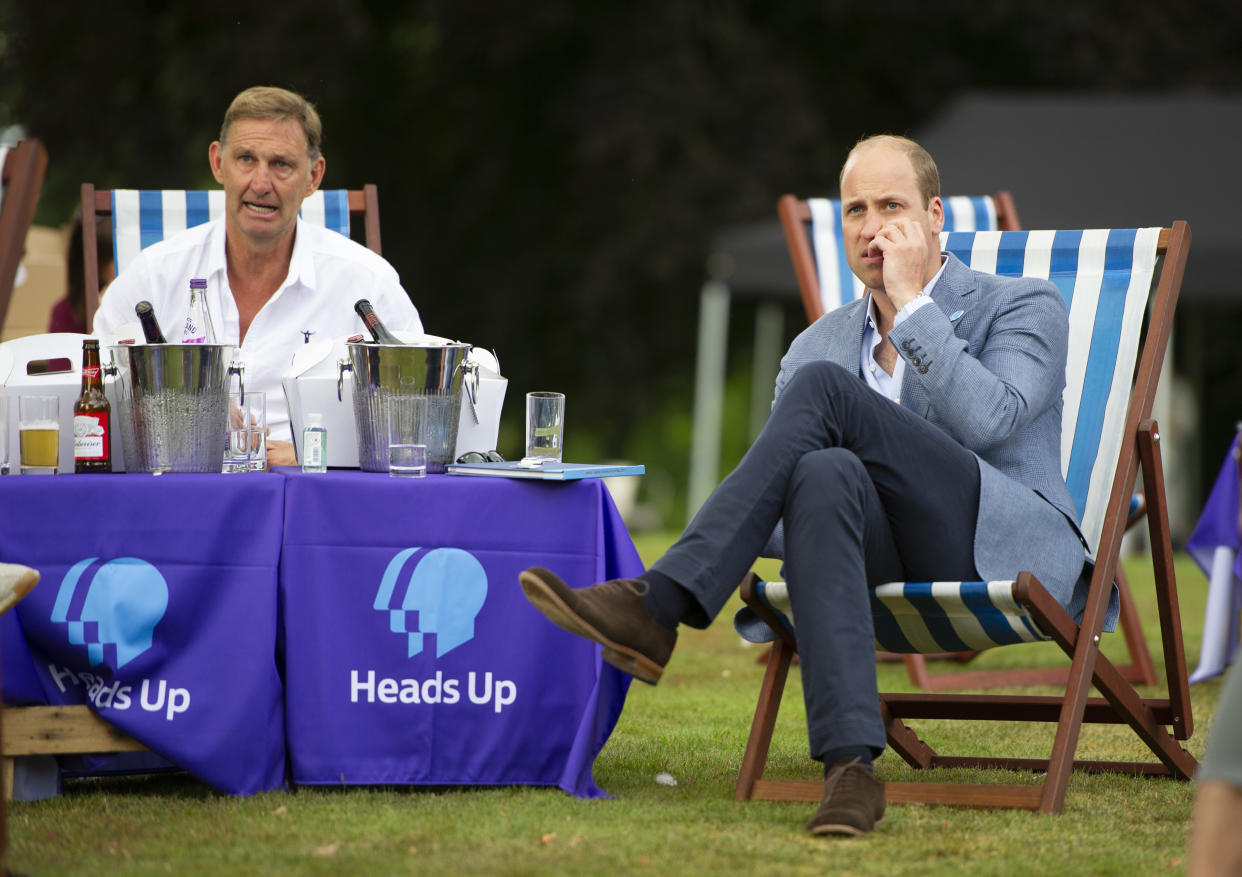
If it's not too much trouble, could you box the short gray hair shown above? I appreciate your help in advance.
[219,86,323,162]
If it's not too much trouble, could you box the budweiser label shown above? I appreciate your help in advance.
[73,413,110,460]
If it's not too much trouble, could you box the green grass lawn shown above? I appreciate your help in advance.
[9,544,1223,876]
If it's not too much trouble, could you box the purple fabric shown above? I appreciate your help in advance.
[276,469,642,798]
[0,473,287,795]
[1,610,49,704]
[1187,437,1242,578]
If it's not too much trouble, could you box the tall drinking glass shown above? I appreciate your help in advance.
[524,392,565,464]
[19,395,59,475]
[387,395,428,478]
[223,391,266,473]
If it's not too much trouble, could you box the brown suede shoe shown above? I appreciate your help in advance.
[519,567,676,684]
[805,758,886,836]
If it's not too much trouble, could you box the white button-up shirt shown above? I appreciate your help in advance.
[859,256,947,403]
[93,217,423,440]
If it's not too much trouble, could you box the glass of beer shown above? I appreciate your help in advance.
[19,395,60,475]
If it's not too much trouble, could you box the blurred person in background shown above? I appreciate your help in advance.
[48,211,113,334]
[1188,660,1242,876]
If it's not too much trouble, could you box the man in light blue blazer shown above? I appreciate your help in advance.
[520,135,1089,836]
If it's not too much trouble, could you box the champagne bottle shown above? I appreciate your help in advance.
[353,299,403,344]
[73,339,112,473]
[134,300,169,343]
[182,278,216,344]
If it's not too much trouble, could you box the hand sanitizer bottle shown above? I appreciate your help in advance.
[302,413,327,473]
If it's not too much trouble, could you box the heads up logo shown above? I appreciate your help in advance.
[51,557,168,669]
[374,547,487,658]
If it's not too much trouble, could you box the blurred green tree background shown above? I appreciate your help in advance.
[3,0,1240,526]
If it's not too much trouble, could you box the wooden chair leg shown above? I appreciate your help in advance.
[1115,562,1158,685]
[1138,421,1193,738]
[880,699,936,768]
[902,654,933,689]
[736,636,795,801]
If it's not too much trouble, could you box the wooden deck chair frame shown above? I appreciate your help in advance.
[0,140,49,336]
[735,222,1194,814]
[776,193,1157,692]
[79,182,383,329]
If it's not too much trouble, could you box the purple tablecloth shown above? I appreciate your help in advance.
[0,473,287,795]
[277,469,642,798]
[1,468,642,799]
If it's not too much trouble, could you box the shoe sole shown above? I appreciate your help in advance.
[807,816,884,837]
[519,571,664,685]
[0,568,39,617]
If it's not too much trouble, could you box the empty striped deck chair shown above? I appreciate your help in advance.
[79,183,382,328]
[779,192,1021,323]
[776,193,1156,691]
[733,222,1196,814]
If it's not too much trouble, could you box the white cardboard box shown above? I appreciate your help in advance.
[282,335,507,468]
[0,333,128,473]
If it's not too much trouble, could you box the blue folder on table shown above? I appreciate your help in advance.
[445,461,644,481]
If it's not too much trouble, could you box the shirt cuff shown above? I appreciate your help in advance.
[892,293,932,327]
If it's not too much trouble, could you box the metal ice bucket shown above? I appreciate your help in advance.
[106,344,241,473]
[337,342,471,473]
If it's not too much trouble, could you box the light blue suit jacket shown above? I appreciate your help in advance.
[773,253,1112,626]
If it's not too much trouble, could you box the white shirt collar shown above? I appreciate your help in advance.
[207,216,319,296]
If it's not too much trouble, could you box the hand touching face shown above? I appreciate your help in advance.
[864,217,936,308]
[840,143,944,309]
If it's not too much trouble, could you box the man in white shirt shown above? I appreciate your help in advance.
[93,86,422,465]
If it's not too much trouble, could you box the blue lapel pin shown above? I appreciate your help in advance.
[949,309,964,322]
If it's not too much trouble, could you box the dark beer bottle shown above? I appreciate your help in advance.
[73,339,112,473]
[135,300,169,343]
[353,299,403,344]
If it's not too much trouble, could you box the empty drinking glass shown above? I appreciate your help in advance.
[387,395,428,478]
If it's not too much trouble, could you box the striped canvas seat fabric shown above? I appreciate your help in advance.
[809,195,998,314]
[735,579,1049,653]
[733,227,1162,653]
[109,189,352,274]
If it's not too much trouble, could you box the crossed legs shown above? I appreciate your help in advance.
[651,360,982,758]
[520,361,986,833]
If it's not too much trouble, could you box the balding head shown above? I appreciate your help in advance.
[840,135,940,208]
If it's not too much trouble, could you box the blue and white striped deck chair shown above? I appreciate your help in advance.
[777,191,1155,692]
[79,183,383,327]
[777,192,1021,323]
[734,222,1197,815]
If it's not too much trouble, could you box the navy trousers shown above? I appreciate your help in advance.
[652,360,982,759]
